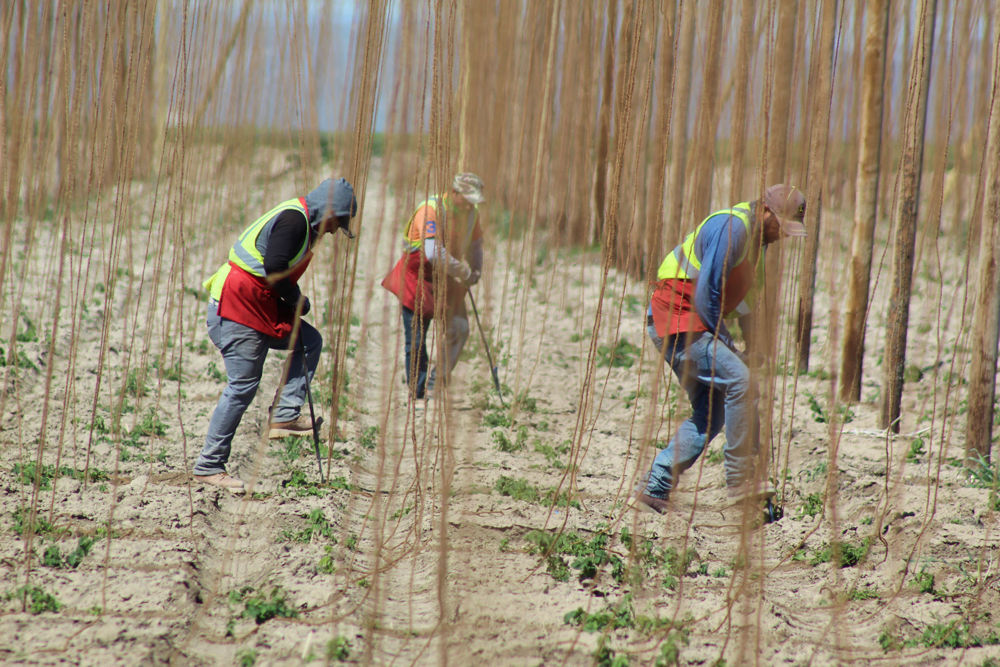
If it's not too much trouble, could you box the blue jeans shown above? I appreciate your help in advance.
[644,329,759,498]
[402,306,430,398]
[402,306,470,398]
[194,301,322,475]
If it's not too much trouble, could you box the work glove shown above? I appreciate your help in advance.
[300,296,311,316]
[465,269,481,287]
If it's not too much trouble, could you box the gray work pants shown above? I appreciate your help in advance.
[193,301,321,476]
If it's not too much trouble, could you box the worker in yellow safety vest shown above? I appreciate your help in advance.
[632,184,806,515]
[194,178,358,493]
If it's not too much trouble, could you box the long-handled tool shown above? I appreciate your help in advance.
[467,290,505,406]
[299,338,324,481]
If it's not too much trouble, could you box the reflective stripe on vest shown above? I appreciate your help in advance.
[403,197,442,251]
[228,198,310,277]
[656,203,751,281]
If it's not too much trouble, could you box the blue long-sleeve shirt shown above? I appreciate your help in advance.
[650,208,757,351]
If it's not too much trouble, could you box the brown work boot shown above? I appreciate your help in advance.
[268,414,322,439]
[194,472,245,494]
[629,492,670,515]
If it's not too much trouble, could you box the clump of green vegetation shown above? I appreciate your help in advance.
[492,429,522,453]
[803,391,855,424]
[810,539,869,568]
[122,368,149,398]
[42,536,95,568]
[278,508,335,544]
[906,437,926,463]
[236,648,257,667]
[483,407,511,428]
[5,585,61,614]
[912,567,935,594]
[494,476,578,508]
[526,529,624,584]
[533,439,570,469]
[326,636,351,662]
[281,470,329,497]
[798,492,823,519]
[230,586,299,625]
[12,507,60,536]
[13,462,109,490]
[847,587,880,601]
[359,425,379,450]
[130,409,168,438]
[596,338,640,368]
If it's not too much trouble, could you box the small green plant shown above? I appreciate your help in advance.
[16,316,38,342]
[359,425,379,450]
[847,587,880,600]
[494,476,578,508]
[654,628,690,666]
[593,635,629,667]
[232,587,299,625]
[596,338,640,368]
[130,409,167,438]
[279,508,335,543]
[317,545,336,574]
[705,447,724,465]
[6,585,61,614]
[533,439,569,469]
[912,567,935,594]
[123,368,149,398]
[326,636,351,662]
[803,391,855,424]
[282,470,328,497]
[492,429,520,452]
[41,536,94,568]
[811,539,869,567]
[236,648,257,667]
[483,408,511,427]
[798,492,823,519]
[906,437,926,463]
[206,361,226,382]
[564,596,635,633]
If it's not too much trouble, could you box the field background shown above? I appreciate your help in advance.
[2,2,1000,666]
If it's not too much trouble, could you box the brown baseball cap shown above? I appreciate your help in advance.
[763,184,807,237]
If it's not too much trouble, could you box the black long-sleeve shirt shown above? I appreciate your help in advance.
[263,210,316,302]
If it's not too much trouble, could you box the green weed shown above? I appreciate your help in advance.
[810,539,869,568]
[359,425,379,450]
[15,316,38,342]
[798,492,823,518]
[912,567,935,594]
[130,409,167,438]
[596,338,640,369]
[803,391,855,424]
[492,429,521,452]
[41,536,94,568]
[206,361,226,382]
[13,462,109,490]
[123,368,149,398]
[317,545,336,574]
[6,585,61,614]
[326,636,351,662]
[847,587,880,600]
[494,476,579,508]
[278,508,335,544]
[533,439,569,469]
[906,437,926,463]
[281,470,328,496]
[654,628,690,666]
[236,648,257,667]
[231,587,299,625]
[483,408,511,427]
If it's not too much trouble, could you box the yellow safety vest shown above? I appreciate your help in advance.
[657,203,752,281]
[403,197,442,251]
[202,198,309,301]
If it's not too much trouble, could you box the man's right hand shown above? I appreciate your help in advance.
[465,269,481,287]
